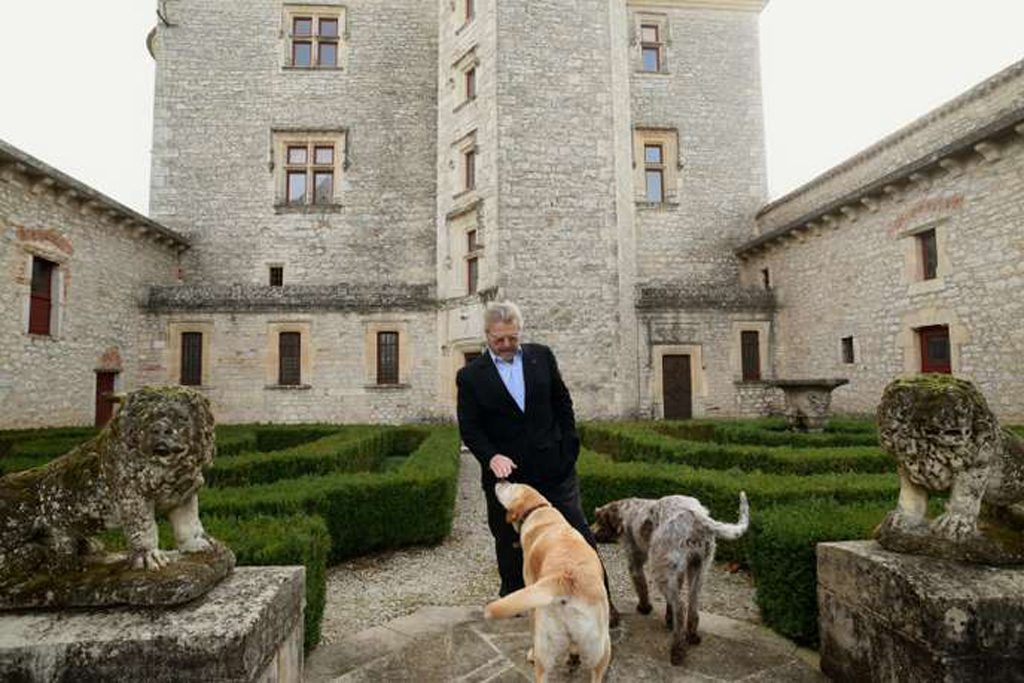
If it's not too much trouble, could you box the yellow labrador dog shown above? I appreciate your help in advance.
[484,481,611,683]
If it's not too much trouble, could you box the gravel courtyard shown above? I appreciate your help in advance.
[320,450,759,643]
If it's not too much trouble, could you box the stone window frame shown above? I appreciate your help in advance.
[898,308,966,377]
[899,217,950,294]
[265,321,313,389]
[445,205,483,298]
[633,128,681,206]
[269,264,284,287]
[168,321,214,388]
[21,248,67,340]
[453,48,479,110]
[465,228,481,295]
[363,320,411,388]
[282,4,347,71]
[271,129,347,212]
[730,321,770,384]
[453,131,478,198]
[634,12,669,74]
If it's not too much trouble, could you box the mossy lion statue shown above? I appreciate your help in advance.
[876,375,1024,564]
[0,387,233,607]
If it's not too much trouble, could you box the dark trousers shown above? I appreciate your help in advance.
[484,472,601,596]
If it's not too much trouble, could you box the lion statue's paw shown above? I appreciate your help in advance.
[178,535,213,553]
[131,548,171,571]
[931,512,979,542]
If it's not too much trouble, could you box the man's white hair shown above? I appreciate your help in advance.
[484,301,524,333]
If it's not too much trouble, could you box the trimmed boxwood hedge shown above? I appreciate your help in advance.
[654,420,879,448]
[206,427,394,487]
[202,514,331,651]
[580,423,892,475]
[201,427,460,562]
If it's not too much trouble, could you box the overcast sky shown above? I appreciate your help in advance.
[1,1,1022,214]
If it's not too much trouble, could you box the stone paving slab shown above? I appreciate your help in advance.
[306,606,825,682]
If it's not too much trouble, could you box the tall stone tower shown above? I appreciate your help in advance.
[143,0,770,423]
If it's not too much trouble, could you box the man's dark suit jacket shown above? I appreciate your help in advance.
[456,343,580,488]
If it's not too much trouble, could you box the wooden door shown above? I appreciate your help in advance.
[463,351,481,366]
[919,325,951,374]
[95,372,117,427]
[662,354,692,420]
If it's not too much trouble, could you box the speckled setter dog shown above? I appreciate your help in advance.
[593,492,749,665]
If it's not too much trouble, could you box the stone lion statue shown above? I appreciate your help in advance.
[876,375,1024,563]
[0,387,218,586]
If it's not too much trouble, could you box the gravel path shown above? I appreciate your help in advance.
[319,450,759,644]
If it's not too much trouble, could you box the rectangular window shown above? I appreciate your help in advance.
[841,336,855,364]
[180,332,203,386]
[918,325,951,374]
[761,268,771,290]
[29,256,56,335]
[919,229,938,280]
[467,256,479,294]
[289,11,340,68]
[465,0,475,22]
[640,23,662,72]
[377,331,399,385]
[465,66,476,101]
[644,144,664,203]
[464,147,476,191]
[741,330,760,381]
[269,266,284,286]
[278,134,342,207]
[279,332,302,385]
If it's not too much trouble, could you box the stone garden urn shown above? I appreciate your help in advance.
[764,378,849,432]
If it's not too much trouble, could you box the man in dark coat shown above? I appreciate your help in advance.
[457,301,616,622]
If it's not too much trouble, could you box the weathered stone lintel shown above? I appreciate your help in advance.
[146,283,437,313]
[636,283,775,311]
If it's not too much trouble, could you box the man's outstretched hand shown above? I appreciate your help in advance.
[489,454,517,479]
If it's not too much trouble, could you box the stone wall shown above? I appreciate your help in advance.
[0,155,181,428]
[740,66,1024,421]
[137,308,440,424]
[149,0,438,288]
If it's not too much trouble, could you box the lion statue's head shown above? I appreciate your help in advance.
[104,387,216,511]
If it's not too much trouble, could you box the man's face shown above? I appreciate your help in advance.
[486,321,520,362]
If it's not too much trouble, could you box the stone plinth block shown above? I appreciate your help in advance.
[818,541,1024,682]
[0,566,304,683]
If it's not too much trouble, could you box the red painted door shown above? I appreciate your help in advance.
[95,372,117,427]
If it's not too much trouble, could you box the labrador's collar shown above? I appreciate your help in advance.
[518,502,551,526]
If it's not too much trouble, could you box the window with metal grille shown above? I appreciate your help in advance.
[918,325,951,374]
[269,266,283,286]
[841,336,855,364]
[29,257,55,335]
[279,332,302,385]
[918,229,938,280]
[377,331,399,384]
[180,332,203,385]
[741,330,760,381]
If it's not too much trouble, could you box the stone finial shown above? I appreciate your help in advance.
[876,375,1024,564]
[0,386,235,609]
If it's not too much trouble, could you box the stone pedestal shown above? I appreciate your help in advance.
[0,566,304,683]
[818,541,1024,683]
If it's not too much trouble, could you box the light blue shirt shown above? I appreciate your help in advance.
[489,348,525,412]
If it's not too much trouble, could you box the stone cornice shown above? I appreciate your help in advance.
[736,105,1024,257]
[626,0,767,12]
[0,137,189,251]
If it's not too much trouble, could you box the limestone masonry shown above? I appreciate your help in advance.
[2,0,1022,427]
